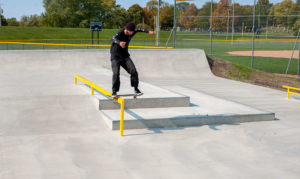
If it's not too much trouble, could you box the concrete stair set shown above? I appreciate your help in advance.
[82,75,275,131]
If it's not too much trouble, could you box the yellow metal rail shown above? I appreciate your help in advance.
[282,85,300,99]
[0,41,173,49]
[74,75,125,136]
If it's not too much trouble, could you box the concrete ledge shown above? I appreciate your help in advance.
[100,109,275,130]
[98,96,190,110]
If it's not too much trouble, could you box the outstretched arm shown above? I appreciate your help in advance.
[135,28,155,36]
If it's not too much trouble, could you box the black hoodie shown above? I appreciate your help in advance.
[110,28,149,59]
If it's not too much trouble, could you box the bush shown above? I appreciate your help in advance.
[0,15,8,26]
[6,18,20,26]
[79,20,89,28]
[292,19,300,36]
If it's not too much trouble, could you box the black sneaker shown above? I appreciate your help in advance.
[111,91,117,97]
[134,88,142,95]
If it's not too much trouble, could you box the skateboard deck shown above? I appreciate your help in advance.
[110,93,143,100]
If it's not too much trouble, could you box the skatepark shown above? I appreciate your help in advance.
[1,49,300,178]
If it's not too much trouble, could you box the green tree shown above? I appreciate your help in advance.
[28,15,42,27]
[144,0,168,29]
[127,4,144,25]
[256,0,272,15]
[235,4,254,32]
[146,0,158,10]
[292,0,300,35]
[107,5,127,28]
[0,15,8,26]
[42,0,118,28]
[20,16,29,26]
[197,2,217,30]
[178,3,199,29]
[20,15,42,27]
[271,0,296,28]
[176,2,189,14]
[6,18,19,26]
[143,7,154,28]
[211,0,238,31]
[160,3,173,29]
[292,19,300,36]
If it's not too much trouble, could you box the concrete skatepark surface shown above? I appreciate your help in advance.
[0,49,300,178]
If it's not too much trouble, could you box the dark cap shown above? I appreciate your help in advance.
[125,22,136,31]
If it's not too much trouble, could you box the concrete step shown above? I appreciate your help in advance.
[90,84,191,109]
[77,69,190,109]
[97,96,190,110]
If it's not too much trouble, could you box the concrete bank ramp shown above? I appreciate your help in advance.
[0,49,213,79]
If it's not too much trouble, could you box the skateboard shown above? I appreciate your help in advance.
[110,93,143,100]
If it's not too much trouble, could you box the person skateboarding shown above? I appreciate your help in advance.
[110,22,155,97]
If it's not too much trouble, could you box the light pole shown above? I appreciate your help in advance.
[157,0,161,46]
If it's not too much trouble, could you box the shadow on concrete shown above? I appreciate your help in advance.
[208,123,240,130]
[124,123,242,137]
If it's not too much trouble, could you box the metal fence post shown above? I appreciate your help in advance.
[209,0,213,56]
[251,0,256,68]
[231,0,235,44]
[157,0,161,46]
[298,40,300,78]
[173,0,176,48]
[285,29,300,76]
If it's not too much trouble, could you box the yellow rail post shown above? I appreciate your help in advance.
[287,88,290,99]
[74,74,126,136]
[91,86,94,95]
[119,98,125,136]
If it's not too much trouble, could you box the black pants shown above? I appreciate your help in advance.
[111,57,139,92]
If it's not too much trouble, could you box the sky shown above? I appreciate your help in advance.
[0,0,288,20]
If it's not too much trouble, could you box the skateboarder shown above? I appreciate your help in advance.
[110,22,155,97]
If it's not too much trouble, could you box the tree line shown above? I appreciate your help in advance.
[1,0,299,35]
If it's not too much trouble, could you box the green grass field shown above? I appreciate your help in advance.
[0,26,299,74]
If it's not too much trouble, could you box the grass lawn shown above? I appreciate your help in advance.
[0,26,299,74]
